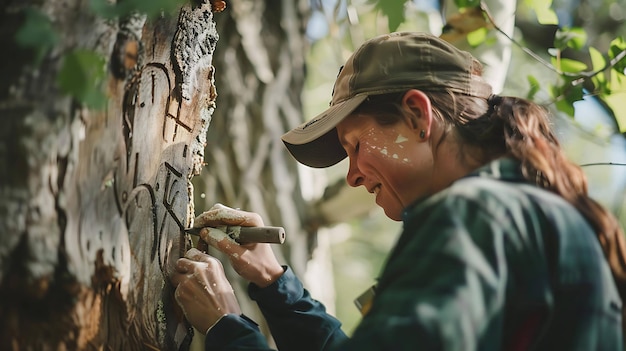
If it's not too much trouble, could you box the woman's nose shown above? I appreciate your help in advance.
[346,158,364,187]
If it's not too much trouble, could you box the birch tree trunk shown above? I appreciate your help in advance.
[0,1,221,349]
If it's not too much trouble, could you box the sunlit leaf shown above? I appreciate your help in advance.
[466,27,488,47]
[561,58,587,73]
[604,69,626,132]
[57,50,107,109]
[555,27,587,50]
[552,57,587,73]
[14,8,59,65]
[527,75,541,100]
[589,47,606,72]
[609,37,626,74]
[453,0,481,8]
[525,0,558,25]
[535,8,558,25]
[589,47,608,92]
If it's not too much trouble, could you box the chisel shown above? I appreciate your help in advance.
[185,226,286,244]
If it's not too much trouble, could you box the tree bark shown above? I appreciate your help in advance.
[0,1,220,349]
[191,0,330,344]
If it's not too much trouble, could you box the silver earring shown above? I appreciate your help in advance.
[419,130,425,139]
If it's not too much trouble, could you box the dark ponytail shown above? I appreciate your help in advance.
[428,90,626,327]
[487,95,626,304]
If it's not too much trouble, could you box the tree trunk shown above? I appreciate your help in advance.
[191,0,333,344]
[0,1,220,349]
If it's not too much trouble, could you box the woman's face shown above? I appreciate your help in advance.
[336,113,435,221]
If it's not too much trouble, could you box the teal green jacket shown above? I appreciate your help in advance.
[204,158,622,350]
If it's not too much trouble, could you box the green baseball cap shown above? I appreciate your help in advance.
[281,31,493,168]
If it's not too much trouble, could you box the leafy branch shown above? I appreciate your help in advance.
[371,0,626,133]
[14,1,189,109]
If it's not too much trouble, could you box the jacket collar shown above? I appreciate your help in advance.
[465,157,526,183]
[402,157,526,222]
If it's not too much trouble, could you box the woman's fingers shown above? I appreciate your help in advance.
[199,228,247,256]
[170,249,242,333]
[172,251,222,284]
[187,204,284,288]
[185,247,219,263]
[193,203,264,228]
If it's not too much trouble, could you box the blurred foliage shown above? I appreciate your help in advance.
[12,1,189,109]
[57,50,108,110]
[14,8,59,66]
[369,0,626,133]
[89,0,188,20]
[525,0,558,25]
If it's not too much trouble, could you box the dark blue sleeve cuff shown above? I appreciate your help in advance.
[204,314,269,350]
[248,266,305,307]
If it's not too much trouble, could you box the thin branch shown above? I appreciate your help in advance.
[479,1,558,74]
[578,48,626,79]
[580,162,626,167]
[480,1,626,83]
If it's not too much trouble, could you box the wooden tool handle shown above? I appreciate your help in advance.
[236,226,286,244]
[185,226,285,244]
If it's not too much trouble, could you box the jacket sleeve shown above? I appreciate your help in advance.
[202,267,346,351]
[248,266,348,351]
[204,314,274,351]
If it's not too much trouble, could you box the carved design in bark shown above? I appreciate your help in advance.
[112,58,196,349]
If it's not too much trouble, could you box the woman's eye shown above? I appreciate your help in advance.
[354,142,360,153]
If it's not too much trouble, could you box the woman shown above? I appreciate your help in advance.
[170,32,626,350]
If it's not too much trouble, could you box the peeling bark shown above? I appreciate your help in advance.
[192,0,323,344]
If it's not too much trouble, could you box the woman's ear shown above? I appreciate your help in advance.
[402,89,432,140]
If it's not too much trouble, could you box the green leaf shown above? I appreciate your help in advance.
[524,0,558,25]
[554,83,583,117]
[589,47,608,92]
[554,27,587,50]
[555,100,573,116]
[526,75,541,100]
[466,27,488,47]
[551,57,587,73]
[609,37,626,74]
[604,69,626,132]
[453,0,481,8]
[589,46,606,72]
[14,8,59,65]
[372,0,406,32]
[57,50,107,109]
[89,0,187,19]
[561,58,587,73]
[535,8,558,25]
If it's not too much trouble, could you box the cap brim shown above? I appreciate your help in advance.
[282,94,368,168]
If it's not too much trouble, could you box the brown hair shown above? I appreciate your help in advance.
[356,89,626,320]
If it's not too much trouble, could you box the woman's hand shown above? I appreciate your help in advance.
[194,204,285,287]
[170,248,242,334]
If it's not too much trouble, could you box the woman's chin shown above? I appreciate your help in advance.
[381,206,402,222]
